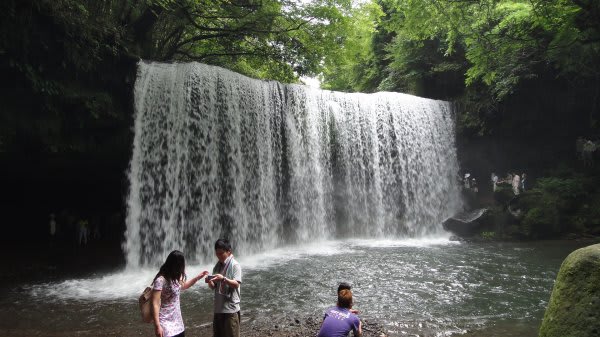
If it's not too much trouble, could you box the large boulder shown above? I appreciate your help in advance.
[442,208,488,237]
[538,243,600,337]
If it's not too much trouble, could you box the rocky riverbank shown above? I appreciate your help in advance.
[185,315,388,337]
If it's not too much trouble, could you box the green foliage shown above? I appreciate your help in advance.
[320,1,384,92]
[1,0,356,82]
[464,2,541,98]
[521,205,560,238]
[320,0,600,134]
[534,176,589,199]
[481,231,496,240]
[373,0,597,99]
[0,0,355,154]
[0,0,131,154]
[518,171,600,238]
[123,0,354,80]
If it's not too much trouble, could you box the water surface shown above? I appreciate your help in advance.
[0,239,590,336]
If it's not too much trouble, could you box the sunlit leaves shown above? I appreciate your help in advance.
[335,0,599,99]
[319,1,384,92]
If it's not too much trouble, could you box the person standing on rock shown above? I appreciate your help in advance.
[512,173,521,195]
[208,238,242,337]
[318,289,362,337]
[583,140,596,167]
[464,173,471,189]
[491,173,498,192]
[49,213,57,239]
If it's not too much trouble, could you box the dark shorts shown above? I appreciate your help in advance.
[213,312,240,337]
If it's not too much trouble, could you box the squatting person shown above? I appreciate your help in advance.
[318,288,362,337]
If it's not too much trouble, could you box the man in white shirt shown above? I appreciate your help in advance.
[208,239,242,337]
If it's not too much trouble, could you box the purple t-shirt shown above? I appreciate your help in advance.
[317,306,360,337]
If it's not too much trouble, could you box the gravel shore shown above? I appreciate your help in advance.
[182,314,388,337]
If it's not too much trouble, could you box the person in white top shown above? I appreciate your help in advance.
[49,213,56,237]
[491,173,498,192]
[208,238,242,337]
[512,173,521,195]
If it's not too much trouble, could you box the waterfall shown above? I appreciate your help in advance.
[124,61,463,267]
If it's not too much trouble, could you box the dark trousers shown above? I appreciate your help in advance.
[171,331,185,337]
[213,312,240,337]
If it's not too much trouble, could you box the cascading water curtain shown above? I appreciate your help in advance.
[124,61,463,267]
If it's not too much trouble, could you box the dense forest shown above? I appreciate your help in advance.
[1,0,599,244]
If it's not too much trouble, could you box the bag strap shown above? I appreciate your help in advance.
[218,257,234,294]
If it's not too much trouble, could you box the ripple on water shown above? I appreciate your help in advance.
[3,239,586,336]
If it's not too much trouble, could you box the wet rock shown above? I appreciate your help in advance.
[442,208,488,237]
[539,243,600,337]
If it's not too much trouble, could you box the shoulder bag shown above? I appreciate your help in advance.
[139,284,154,323]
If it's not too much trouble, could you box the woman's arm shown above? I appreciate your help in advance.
[151,289,163,337]
[182,270,209,290]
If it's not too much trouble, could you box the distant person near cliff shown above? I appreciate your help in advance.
[512,174,521,196]
[49,213,57,239]
[576,136,585,160]
[583,140,596,167]
[491,173,498,192]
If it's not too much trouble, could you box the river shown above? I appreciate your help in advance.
[0,238,591,336]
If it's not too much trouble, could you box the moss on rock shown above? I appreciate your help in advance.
[539,244,600,337]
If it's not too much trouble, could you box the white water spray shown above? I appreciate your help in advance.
[124,61,462,267]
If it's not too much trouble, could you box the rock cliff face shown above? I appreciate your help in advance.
[539,244,600,337]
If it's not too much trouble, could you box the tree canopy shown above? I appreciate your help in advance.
[324,0,600,95]
[0,0,353,154]
[2,0,599,153]
[321,0,600,134]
